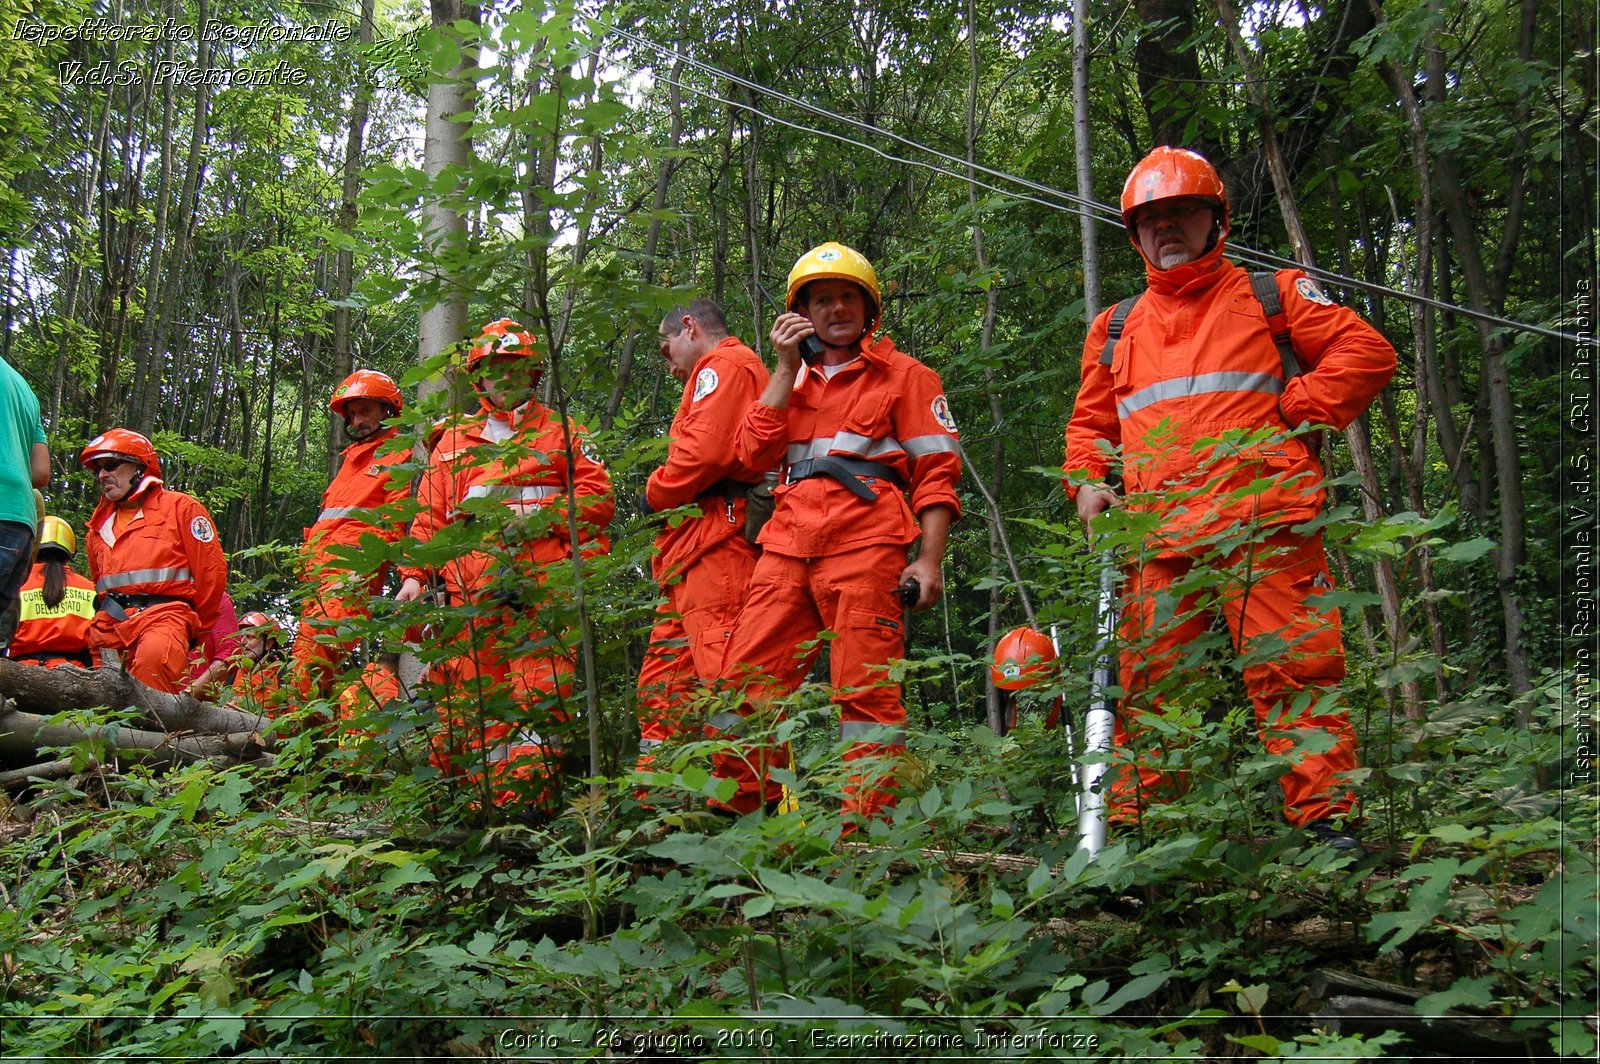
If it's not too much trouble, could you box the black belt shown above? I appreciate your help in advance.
[696,479,756,501]
[97,593,189,621]
[786,456,904,502]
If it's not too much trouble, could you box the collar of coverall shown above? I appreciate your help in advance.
[477,395,549,443]
[117,474,163,508]
[799,333,894,385]
[1141,231,1230,297]
[343,424,397,454]
[691,335,742,373]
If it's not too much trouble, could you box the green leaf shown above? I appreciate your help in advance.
[1228,1033,1284,1054]
[1438,537,1495,563]
[1415,975,1496,1014]
[1091,971,1171,1015]
[742,895,775,919]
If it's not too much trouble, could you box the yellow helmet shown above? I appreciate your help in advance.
[38,515,76,558]
[785,242,882,336]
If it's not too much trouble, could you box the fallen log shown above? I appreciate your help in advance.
[0,658,270,741]
[1307,968,1547,1057]
[0,758,83,788]
[0,706,268,771]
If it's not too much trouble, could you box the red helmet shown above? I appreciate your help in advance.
[330,369,403,418]
[80,428,161,480]
[467,318,540,368]
[1120,146,1229,233]
[991,626,1058,691]
[239,611,283,645]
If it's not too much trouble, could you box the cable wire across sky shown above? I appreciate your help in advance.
[600,21,1584,348]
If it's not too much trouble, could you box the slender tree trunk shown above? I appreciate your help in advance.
[964,0,1011,736]
[416,0,480,400]
[603,54,685,431]
[330,0,376,475]
[136,0,212,432]
[1216,0,1421,717]
[1072,0,1102,319]
[130,29,176,418]
[1417,0,1534,702]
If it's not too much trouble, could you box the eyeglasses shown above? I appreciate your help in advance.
[89,458,133,474]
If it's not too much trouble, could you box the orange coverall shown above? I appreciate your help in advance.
[333,660,402,752]
[7,563,95,667]
[1064,241,1396,826]
[231,657,283,718]
[405,399,613,810]
[291,427,412,697]
[714,335,962,818]
[636,337,771,767]
[86,481,227,693]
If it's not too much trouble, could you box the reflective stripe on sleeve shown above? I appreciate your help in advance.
[1116,372,1283,419]
[901,433,959,458]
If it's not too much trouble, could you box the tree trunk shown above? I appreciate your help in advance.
[416,0,480,402]
[134,0,213,433]
[966,0,1012,736]
[1216,0,1421,718]
[603,56,685,432]
[0,706,266,769]
[1415,0,1534,703]
[0,659,270,739]
[330,0,376,476]
[1072,0,1102,320]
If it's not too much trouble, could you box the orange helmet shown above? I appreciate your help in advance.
[991,626,1058,691]
[80,428,161,480]
[330,369,403,418]
[1120,146,1229,233]
[467,318,540,368]
[786,242,882,336]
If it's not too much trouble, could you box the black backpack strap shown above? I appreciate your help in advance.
[1250,270,1301,381]
[1099,294,1142,367]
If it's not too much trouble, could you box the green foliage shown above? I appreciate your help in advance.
[1,0,1588,1055]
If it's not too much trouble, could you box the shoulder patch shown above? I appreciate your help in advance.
[577,432,604,466]
[692,366,719,402]
[930,395,958,434]
[1295,276,1333,306]
[189,515,216,543]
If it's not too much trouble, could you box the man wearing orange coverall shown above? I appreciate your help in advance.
[635,299,771,775]
[1063,147,1396,849]
[713,242,962,821]
[291,370,413,698]
[397,319,614,813]
[332,651,403,754]
[226,610,287,721]
[81,429,227,693]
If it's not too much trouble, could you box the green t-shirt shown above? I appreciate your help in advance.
[0,359,45,528]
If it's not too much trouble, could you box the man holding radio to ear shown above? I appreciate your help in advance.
[711,241,962,824]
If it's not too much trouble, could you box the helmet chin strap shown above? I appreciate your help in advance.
[117,466,149,504]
